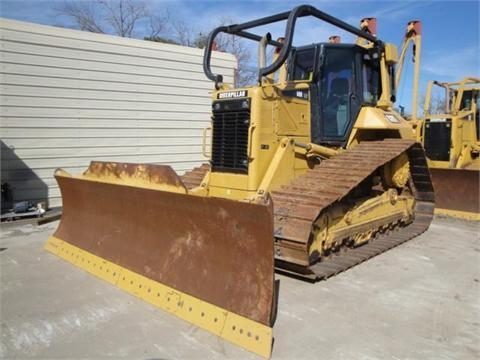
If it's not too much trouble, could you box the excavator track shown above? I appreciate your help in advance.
[272,139,435,281]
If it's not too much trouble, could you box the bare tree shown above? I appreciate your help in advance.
[170,18,256,87]
[216,32,256,87]
[171,20,195,47]
[146,12,168,38]
[55,0,167,38]
[420,92,448,115]
[57,2,255,86]
[56,1,106,33]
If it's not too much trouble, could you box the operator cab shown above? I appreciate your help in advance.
[288,44,381,147]
[459,89,480,141]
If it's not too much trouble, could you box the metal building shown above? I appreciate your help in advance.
[0,18,236,208]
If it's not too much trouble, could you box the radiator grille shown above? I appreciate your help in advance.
[211,99,250,173]
[424,119,451,161]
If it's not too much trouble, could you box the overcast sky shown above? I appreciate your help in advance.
[1,0,479,113]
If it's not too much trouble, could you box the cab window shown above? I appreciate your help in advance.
[320,48,355,138]
[290,48,315,81]
[362,56,380,104]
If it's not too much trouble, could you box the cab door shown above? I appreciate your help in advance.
[311,45,362,146]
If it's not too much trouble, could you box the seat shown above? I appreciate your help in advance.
[330,78,349,101]
[324,78,350,136]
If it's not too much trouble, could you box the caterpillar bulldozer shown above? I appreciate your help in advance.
[394,19,479,220]
[420,78,480,219]
[45,5,434,358]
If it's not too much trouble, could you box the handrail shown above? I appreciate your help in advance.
[202,126,212,158]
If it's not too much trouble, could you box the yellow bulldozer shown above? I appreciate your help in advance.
[420,78,479,219]
[45,5,434,358]
[393,19,479,220]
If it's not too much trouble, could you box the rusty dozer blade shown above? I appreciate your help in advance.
[45,161,276,358]
[429,167,480,220]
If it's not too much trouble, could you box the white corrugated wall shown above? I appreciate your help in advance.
[0,18,236,208]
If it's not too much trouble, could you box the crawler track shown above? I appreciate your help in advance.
[179,140,435,282]
[272,139,435,281]
[181,164,209,190]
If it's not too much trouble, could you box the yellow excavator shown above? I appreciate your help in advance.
[394,20,479,220]
[44,5,434,358]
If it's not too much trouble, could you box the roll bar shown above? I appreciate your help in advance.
[203,4,382,89]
